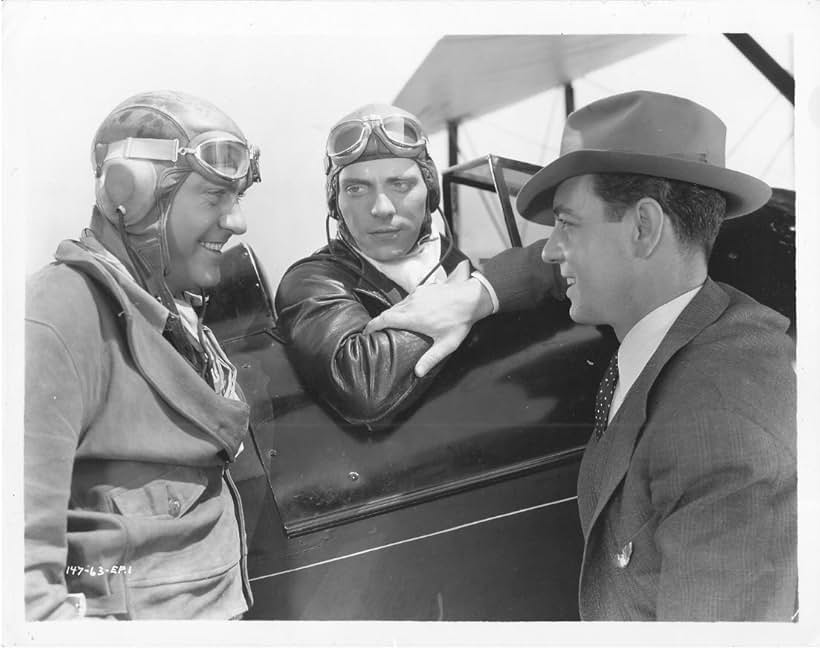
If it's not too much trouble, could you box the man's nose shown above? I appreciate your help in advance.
[542,228,563,264]
[371,192,396,219]
[220,200,247,235]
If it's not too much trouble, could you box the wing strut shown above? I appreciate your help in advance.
[724,34,794,105]
[443,119,461,241]
[564,83,575,116]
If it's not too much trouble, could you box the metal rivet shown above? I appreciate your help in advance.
[168,498,181,517]
[348,471,359,482]
[727,251,739,261]
[268,449,278,457]
[241,362,252,369]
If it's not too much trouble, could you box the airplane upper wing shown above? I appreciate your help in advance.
[393,35,678,132]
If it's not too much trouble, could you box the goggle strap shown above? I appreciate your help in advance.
[104,136,260,185]
[104,136,260,188]
[104,137,181,163]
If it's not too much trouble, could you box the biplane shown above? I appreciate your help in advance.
[205,34,795,620]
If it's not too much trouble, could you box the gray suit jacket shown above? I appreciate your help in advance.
[576,279,796,620]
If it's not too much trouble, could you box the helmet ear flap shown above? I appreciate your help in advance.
[427,181,441,213]
[326,171,342,220]
[95,159,158,226]
[418,161,441,213]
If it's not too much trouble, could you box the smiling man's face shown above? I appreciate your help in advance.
[337,157,428,262]
[541,174,635,333]
[164,172,246,296]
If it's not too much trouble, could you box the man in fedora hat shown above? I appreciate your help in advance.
[366,90,796,621]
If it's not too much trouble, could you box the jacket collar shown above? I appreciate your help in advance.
[54,239,249,459]
[578,278,730,537]
[73,229,170,332]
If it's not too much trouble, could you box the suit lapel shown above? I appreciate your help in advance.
[578,278,731,538]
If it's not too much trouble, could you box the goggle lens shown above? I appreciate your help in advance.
[197,139,251,179]
[380,116,424,147]
[328,122,369,156]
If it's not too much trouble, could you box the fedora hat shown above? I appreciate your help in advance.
[516,90,771,223]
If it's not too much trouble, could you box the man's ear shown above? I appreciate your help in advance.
[631,197,665,258]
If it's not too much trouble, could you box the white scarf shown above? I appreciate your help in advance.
[357,230,448,293]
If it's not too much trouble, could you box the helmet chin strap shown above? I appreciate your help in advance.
[130,168,189,316]
[156,167,189,273]
[114,206,179,316]
[115,207,152,288]
[110,174,183,319]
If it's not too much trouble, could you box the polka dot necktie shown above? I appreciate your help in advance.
[593,352,619,441]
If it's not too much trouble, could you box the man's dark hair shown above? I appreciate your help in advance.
[592,173,727,258]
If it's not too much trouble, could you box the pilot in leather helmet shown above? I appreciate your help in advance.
[274,103,486,426]
[24,90,261,620]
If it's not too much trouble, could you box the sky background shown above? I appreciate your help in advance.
[4,1,820,646]
[3,2,801,290]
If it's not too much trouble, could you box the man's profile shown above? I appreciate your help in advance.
[367,90,797,620]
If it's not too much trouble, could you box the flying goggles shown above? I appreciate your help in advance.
[97,130,261,190]
[325,114,428,174]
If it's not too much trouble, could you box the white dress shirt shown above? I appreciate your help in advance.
[608,285,703,423]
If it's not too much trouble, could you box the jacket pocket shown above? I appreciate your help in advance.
[110,466,207,519]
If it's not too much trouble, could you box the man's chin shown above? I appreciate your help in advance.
[568,303,592,325]
[368,246,406,263]
[192,270,221,291]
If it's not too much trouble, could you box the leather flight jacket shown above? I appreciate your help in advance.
[274,236,470,427]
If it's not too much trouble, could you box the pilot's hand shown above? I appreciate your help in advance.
[364,261,493,377]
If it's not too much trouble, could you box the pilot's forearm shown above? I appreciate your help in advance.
[329,328,440,425]
[480,239,562,312]
[276,277,438,425]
